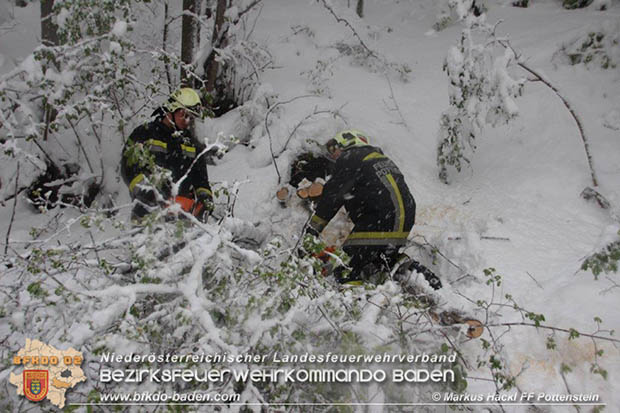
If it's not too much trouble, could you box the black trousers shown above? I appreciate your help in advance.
[338,244,401,283]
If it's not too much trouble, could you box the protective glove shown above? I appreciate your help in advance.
[135,184,169,210]
[193,191,213,223]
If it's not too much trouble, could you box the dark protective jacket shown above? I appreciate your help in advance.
[309,145,415,249]
[289,152,333,187]
[121,118,212,218]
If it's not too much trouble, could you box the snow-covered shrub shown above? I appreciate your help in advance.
[563,0,594,8]
[0,209,475,409]
[512,0,529,7]
[316,0,411,82]
[591,0,612,10]
[434,0,456,31]
[334,41,412,82]
[553,20,620,69]
[437,0,524,184]
[433,0,487,31]
[0,0,169,208]
[302,57,337,97]
[582,230,620,278]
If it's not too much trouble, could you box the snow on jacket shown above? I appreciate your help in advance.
[121,119,212,218]
[309,145,415,248]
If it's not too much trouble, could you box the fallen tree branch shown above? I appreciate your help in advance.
[486,322,620,344]
[500,40,598,188]
[317,0,377,58]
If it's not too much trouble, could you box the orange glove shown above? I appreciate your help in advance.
[312,246,337,276]
[313,246,336,262]
[169,196,207,221]
[173,196,195,213]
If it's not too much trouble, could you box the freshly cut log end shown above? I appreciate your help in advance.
[464,319,483,338]
[308,182,324,198]
[276,187,289,201]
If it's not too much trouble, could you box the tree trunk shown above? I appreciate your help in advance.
[41,0,59,47]
[41,0,59,138]
[356,0,363,18]
[181,0,203,87]
[205,0,226,94]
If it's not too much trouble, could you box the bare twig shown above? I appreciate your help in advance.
[384,75,413,133]
[66,117,95,174]
[600,276,620,295]
[276,104,347,157]
[559,366,581,413]
[4,162,20,255]
[486,322,620,344]
[264,94,316,183]
[317,0,376,58]
[1,185,28,207]
[411,235,475,282]
[447,235,510,241]
[526,271,544,289]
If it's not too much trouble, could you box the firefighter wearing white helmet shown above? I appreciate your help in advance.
[307,130,416,283]
[121,88,212,223]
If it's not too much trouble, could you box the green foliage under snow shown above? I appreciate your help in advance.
[582,232,620,278]
[554,20,620,69]
[437,0,524,184]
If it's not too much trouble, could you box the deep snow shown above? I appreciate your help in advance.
[1,0,619,411]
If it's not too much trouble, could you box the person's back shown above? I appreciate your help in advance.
[319,144,415,239]
[307,130,416,282]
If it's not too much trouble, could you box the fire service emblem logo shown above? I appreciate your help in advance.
[23,370,49,402]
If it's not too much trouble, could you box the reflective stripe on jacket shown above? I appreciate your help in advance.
[120,119,212,202]
[310,145,415,248]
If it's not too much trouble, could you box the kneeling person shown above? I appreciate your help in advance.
[306,130,416,283]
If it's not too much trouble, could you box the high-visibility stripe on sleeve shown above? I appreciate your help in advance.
[310,214,328,232]
[147,139,167,153]
[386,174,405,232]
[128,173,145,194]
[181,144,197,158]
[196,187,213,198]
[346,231,410,240]
[363,152,387,161]
[344,231,410,247]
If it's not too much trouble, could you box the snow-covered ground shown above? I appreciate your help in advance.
[1,0,619,411]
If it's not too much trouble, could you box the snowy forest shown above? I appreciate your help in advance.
[1,0,620,411]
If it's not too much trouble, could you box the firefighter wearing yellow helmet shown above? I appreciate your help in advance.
[121,88,212,223]
[306,130,416,283]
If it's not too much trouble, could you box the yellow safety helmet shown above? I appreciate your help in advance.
[165,88,202,116]
[326,130,370,153]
